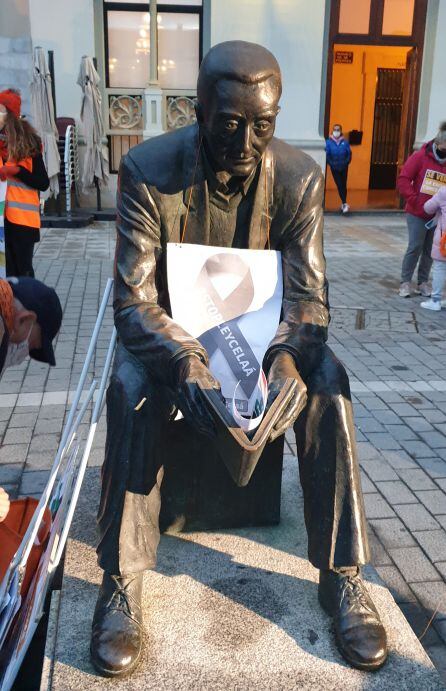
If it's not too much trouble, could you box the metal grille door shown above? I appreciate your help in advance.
[369,68,404,190]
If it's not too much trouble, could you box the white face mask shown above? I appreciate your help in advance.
[0,111,7,131]
[332,130,341,139]
[3,324,32,370]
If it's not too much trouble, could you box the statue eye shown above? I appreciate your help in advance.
[254,120,271,133]
[223,120,238,132]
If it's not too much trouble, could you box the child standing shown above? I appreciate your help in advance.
[421,185,446,311]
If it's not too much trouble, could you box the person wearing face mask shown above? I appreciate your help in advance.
[0,89,49,278]
[0,276,62,372]
[397,122,446,298]
[325,124,352,214]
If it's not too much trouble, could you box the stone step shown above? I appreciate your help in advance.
[46,459,445,690]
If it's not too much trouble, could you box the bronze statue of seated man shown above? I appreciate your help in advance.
[90,41,388,677]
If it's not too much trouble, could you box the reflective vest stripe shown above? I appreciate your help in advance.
[7,180,32,191]
[7,201,40,212]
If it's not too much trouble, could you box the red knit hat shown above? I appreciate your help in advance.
[0,90,21,118]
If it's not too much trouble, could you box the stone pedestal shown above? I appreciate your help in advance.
[46,460,445,690]
[160,420,284,532]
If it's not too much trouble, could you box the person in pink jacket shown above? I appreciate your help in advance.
[421,185,446,311]
[397,122,446,297]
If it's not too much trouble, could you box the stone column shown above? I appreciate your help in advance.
[143,0,164,139]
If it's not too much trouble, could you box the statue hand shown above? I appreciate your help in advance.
[174,355,222,438]
[266,351,307,442]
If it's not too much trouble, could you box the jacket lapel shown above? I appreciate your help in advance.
[247,147,274,250]
[180,125,210,246]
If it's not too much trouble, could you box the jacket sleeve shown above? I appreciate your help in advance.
[16,154,49,191]
[325,140,332,166]
[423,194,439,216]
[347,142,352,165]
[113,153,208,385]
[264,167,329,379]
[397,152,420,201]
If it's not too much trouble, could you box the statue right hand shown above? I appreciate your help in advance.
[174,355,222,438]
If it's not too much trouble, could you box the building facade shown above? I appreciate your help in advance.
[0,0,445,210]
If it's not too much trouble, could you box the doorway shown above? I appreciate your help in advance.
[324,0,427,212]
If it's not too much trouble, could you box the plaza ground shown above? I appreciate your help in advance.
[1,214,446,684]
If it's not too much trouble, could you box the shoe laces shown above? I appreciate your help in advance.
[106,575,140,619]
[339,573,375,615]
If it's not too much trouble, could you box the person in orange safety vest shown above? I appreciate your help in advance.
[0,89,49,277]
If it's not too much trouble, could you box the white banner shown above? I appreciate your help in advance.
[167,243,282,428]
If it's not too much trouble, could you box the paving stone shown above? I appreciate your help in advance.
[410,581,446,621]
[375,481,418,505]
[390,403,418,417]
[402,440,438,458]
[355,417,385,433]
[364,493,395,519]
[375,565,417,604]
[365,432,402,450]
[397,468,437,491]
[389,547,441,583]
[417,457,446,479]
[359,471,375,493]
[413,530,446,564]
[394,503,441,531]
[2,427,33,445]
[0,443,29,464]
[372,409,404,425]
[416,491,446,516]
[405,417,435,433]
[0,463,23,484]
[384,424,418,441]
[7,411,38,428]
[370,517,416,549]
[359,458,398,481]
[19,469,50,495]
[381,449,418,469]
[419,431,446,449]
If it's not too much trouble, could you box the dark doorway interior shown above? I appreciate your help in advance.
[369,68,404,190]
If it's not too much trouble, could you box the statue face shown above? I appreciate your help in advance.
[198,76,280,177]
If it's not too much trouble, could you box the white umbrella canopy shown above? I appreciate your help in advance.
[30,46,60,199]
[77,56,109,190]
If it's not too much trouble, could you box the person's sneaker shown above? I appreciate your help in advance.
[415,282,431,297]
[421,299,441,311]
[399,282,412,298]
[342,203,350,214]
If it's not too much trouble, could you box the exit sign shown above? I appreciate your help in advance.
[335,51,354,64]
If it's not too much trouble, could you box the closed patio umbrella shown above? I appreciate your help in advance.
[30,46,60,199]
[77,56,109,198]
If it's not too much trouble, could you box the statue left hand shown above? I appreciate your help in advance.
[266,351,307,442]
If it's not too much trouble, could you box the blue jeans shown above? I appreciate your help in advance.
[431,260,446,302]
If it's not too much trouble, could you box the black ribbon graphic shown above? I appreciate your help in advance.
[197,253,260,399]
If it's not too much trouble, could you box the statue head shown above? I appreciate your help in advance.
[196,41,282,177]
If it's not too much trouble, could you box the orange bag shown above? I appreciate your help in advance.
[0,498,52,597]
[440,231,446,258]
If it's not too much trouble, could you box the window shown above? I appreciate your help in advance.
[382,0,414,36]
[338,0,371,34]
[105,3,201,89]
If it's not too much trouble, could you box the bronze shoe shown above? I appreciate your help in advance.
[318,569,388,671]
[90,572,144,677]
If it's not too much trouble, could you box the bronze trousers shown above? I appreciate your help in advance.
[97,342,369,576]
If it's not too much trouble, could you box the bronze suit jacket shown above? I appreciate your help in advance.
[114,124,329,384]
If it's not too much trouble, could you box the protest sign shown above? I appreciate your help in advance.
[167,243,282,429]
[420,169,446,196]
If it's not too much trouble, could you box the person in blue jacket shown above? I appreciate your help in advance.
[326,124,352,213]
